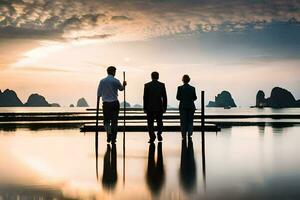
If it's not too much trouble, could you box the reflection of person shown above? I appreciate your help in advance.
[97,66,127,143]
[143,72,168,143]
[176,75,197,139]
[102,144,118,190]
[146,142,165,195]
[179,138,196,192]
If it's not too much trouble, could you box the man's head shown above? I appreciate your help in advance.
[151,71,159,80]
[107,66,116,76]
[182,74,190,84]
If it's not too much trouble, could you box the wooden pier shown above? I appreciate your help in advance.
[80,91,220,133]
[80,123,220,132]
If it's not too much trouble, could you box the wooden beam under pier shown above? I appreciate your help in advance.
[80,124,220,132]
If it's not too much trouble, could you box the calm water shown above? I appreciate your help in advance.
[1,107,300,115]
[1,125,300,199]
[1,107,300,127]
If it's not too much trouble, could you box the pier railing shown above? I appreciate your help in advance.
[80,90,221,132]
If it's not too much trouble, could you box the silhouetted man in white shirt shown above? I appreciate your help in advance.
[98,66,126,143]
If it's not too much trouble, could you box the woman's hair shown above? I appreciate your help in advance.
[182,74,190,83]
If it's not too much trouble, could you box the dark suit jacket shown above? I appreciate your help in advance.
[176,84,197,110]
[143,80,167,113]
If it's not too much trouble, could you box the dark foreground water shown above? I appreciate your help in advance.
[1,124,300,200]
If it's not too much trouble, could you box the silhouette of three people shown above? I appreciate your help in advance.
[98,66,198,143]
[96,68,201,195]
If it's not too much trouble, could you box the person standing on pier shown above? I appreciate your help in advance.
[176,75,197,139]
[143,72,168,143]
[98,66,127,143]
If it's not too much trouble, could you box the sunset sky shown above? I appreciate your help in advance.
[0,0,300,107]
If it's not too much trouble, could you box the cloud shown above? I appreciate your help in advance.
[0,26,62,40]
[0,38,40,69]
[111,15,132,21]
[69,34,113,40]
[0,0,299,41]
[21,66,71,73]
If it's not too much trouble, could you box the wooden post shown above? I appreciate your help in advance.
[123,71,126,185]
[201,90,206,190]
[201,91,205,151]
[95,96,100,180]
[202,140,207,191]
[123,71,126,138]
[201,91,205,139]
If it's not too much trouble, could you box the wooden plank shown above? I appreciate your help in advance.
[80,124,220,132]
[2,114,300,121]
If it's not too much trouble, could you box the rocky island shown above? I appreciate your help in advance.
[207,91,237,108]
[24,94,50,107]
[77,98,89,107]
[0,89,60,107]
[120,101,131,108]
[0,89,23,107]
[256,87,300,108]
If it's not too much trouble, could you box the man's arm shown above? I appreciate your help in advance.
[116,80,126,91]
[97,81,102,97]
[143,84,148,113]
[193,87,197,101]
[176,86,181,101]
[162,83,168,112]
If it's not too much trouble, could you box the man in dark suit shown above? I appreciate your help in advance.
[143,72,168,143]
[176,75,197,139]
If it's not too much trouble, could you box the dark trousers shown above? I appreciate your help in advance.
[146,111,163,139]
[179,109,195,137]
[103,101,120,140]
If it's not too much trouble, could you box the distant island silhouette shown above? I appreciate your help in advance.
[0,88,92,107]
[77,97,89,107]
[120,101,131,108]
[0,89,23,107]
[0,89,59,107]
[207,91,237,108]
[256,87,300,108]
[25,93,51,107]
[1,87,299,108]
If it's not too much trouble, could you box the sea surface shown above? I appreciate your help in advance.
[0,108,300,199]
[1,107,300,115]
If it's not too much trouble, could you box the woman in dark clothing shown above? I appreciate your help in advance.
[176,75,197,139]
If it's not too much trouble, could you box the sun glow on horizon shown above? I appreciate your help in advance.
[11,42,67,69]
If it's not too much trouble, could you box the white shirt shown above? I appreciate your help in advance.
[97,75,124,102]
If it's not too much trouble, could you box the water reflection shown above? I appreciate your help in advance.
[179,138,197,192]
[2,126,300,199]
[146,142,165,195]
[271,123,294,134]
[102,144,118,191]
[0,125,17,132]
[202,139,206,191]
[258,125,265,135]
[0,184,66,199]
[0,123,82,132]
[95,143,99,181]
